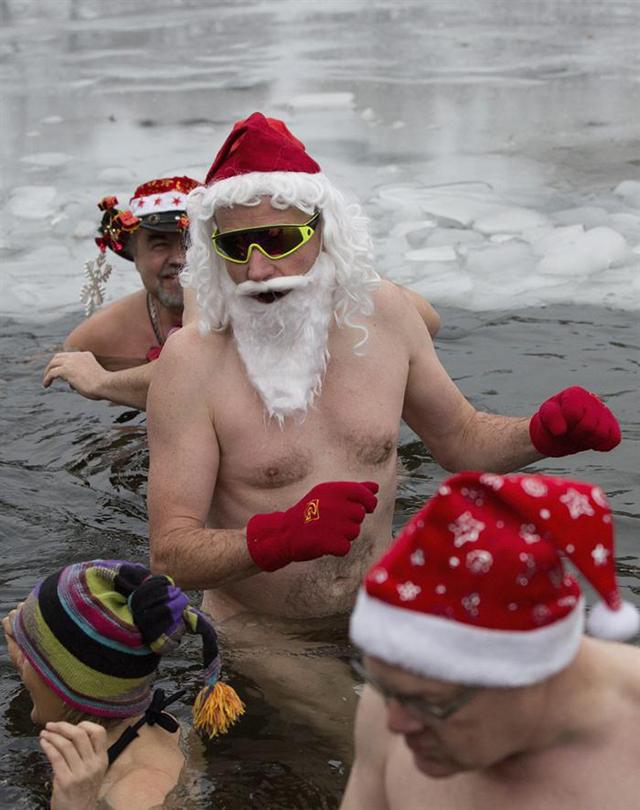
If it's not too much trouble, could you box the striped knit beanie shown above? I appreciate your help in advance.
[12,560,244,738]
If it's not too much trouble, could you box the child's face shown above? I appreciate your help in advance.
[19,658,66,726]
[3,608,66,726]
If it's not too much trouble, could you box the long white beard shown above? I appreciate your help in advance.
[221,252,337,424]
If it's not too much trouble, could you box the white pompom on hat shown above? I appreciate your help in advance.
[350,472,639,687]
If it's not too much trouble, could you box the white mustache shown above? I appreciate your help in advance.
[235,275,313,297]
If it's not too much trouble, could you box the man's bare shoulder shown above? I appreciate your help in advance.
[372,279,429,333]
[341,686,393,810]
[150,323,230,402]
[368,279,434,359]
[64,291,146,353]
[160,322,228,365]
[603,639,640,701]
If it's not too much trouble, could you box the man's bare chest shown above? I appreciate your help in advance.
[213,347,407,491]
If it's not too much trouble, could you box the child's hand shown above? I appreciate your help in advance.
[39,721,108,810]
[2,604,25,670]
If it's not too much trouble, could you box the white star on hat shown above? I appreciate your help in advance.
[560,488,596,520]
[591,543,609,566]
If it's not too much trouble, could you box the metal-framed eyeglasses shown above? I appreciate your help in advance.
[351,658,479,722]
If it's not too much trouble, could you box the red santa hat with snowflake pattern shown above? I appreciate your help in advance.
[350,472,640,686]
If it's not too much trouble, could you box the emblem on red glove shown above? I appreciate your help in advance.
[303,499,320,523]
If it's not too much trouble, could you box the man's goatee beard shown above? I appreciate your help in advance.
[221,253,337,424]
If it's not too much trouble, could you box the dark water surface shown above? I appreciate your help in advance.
[1,304,638,807]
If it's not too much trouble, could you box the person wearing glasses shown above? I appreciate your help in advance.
[343,471,640,810]
[42,176,199,409]
[145,113,620,747]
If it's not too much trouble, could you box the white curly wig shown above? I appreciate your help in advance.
[181,171,380,347]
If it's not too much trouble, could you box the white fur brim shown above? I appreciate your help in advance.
[350,589,585,687]
[195,171,330,214]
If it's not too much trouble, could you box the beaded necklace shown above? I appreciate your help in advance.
[146,293,165,346]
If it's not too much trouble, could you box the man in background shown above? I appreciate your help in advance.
[42,176,199,409]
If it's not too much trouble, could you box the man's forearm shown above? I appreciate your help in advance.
[432,412,542,474]
[96,363,154,410]
[150,525,260,589]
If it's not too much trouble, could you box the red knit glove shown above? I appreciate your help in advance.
[529,386,621,457]
[246,481,379,572]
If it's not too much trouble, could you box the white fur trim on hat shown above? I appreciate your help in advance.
[586,600,640,641]
[350,589,585,687]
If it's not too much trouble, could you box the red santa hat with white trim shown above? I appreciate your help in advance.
[193,111,326,223]
[204,112,321,185]
[350,472,640,687]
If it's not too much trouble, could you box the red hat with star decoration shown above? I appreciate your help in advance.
[80,176,200,316]
[97,176,200,261]
[350,472,639,687]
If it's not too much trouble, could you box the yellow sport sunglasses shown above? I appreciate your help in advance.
[211,212,320,264]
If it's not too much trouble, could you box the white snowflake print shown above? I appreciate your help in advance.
[448,511,485,547]
[372,568,388,584]
[479,473,503,491]
[439,485,451,496]
[591,543,609,566]
[449,556,460,568]
[519,552,536,572]
[521,477,548,498]
[462,593,481,617]
[532,604,551,624]
[410,549,426,567]
[591,487,608,509]
[461,487,484,505]
[520,523,541,544]
[466,549,493,574]
[539,509,551,520]
[560,488,595,519]
[557,595,578,608]
[397,581,422,601]
[520,478,549,498]
[435,584,447,595]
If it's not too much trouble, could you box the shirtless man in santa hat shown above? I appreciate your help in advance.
[146,113,621,745]
[344,471,640,810]
[42,176,440,411]
[42,177,199,410]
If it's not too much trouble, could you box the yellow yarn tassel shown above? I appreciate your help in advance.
[193,681,245,738]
